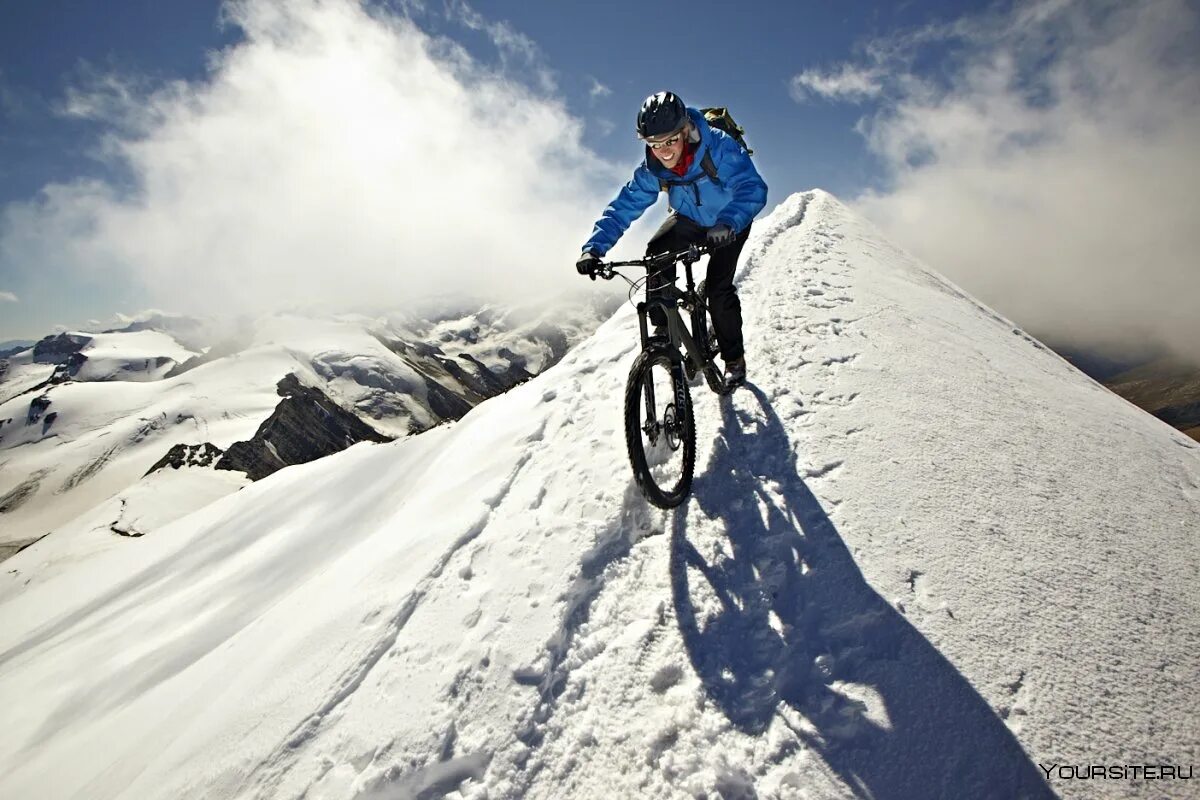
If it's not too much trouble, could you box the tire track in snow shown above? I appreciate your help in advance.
[484,386,667,794]
[305,350,661,799]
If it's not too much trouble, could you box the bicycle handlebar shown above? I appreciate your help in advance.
[593,243,711,281]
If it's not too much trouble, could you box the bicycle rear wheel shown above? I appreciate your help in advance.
[624,344,696,508]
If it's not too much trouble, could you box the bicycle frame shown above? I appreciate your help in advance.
[598,243,728,395]
[636,276,719,385]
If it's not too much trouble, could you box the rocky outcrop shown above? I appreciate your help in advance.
[361,334,533,432]
[371,334,533,408]
[30,334,91,384]
[215,374,392,481]
[145,443,225,475]
[479,350,535,391]
[33,333,90,365]
[444,353,521,399]
[420,375,474,422]
[27,395,51,424]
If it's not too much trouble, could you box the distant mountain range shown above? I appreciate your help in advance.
[1101,358,1200,441]
[0,341,35,359]
[0,301,616,559]
[1055,348,1200,442]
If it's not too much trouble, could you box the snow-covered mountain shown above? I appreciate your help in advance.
[0,301,612,559]
[1,191,1197,799]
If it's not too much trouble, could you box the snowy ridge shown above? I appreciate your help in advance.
[0,191,1197,799]
[72,329,199,382]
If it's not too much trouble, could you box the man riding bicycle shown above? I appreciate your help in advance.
[576,90,768,386]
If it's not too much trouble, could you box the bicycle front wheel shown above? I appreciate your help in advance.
[624,344,696,508]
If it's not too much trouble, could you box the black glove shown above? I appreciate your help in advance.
[576,252,601,279]
[706,223,734,248]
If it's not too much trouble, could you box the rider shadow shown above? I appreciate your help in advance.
[670,384,1053,799]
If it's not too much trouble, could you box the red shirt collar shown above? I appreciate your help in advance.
[669,141,695,177]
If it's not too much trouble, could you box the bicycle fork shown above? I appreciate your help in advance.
[640,362,689,449]
[635,303,690,448]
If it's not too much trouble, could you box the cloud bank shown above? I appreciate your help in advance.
[795,0,1200,361]
[0,0,629,326]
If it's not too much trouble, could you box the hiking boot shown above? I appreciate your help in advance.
[724,357,746,387]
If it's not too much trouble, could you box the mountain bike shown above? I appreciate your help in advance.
[592,244,733,508]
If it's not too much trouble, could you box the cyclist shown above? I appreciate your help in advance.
[576,90,767,386]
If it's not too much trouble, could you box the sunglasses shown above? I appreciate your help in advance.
[645,129,685,149]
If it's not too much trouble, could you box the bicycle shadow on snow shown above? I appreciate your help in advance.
[670,385,1053,799]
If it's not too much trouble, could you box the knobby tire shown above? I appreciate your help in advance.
[624,344,696,508]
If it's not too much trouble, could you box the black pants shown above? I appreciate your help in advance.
[645,214,751,362]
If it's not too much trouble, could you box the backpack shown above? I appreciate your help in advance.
[700,107,753,156]
[657,106,753,194]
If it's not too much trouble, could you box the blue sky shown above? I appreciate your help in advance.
[1,0,1198,362]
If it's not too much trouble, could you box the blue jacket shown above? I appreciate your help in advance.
[583,107,768,256]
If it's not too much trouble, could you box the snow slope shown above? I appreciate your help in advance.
[1,191,1196,799]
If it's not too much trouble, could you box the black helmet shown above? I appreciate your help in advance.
[637,91,687,138]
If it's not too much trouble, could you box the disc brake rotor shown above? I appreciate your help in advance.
[664,403,681,450]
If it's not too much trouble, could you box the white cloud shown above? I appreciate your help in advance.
[0,0,625,324]
[588,77,612,100]
[800,0,1200,362]
[0,291,17,303]
[789,65,883,103]
[62,68,147,127]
